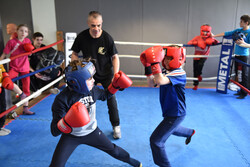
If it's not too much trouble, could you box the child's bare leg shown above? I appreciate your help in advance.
[13,84,34,115]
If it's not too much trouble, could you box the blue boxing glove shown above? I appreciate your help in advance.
[232,31,246,42]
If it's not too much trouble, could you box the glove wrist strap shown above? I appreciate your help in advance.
[108,84,118,94]
[151,63,162,74]
[145,66,152,76]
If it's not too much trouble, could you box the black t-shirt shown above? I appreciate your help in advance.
[71,29,118,80]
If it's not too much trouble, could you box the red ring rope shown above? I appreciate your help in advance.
[10,39,64,61]
[230,79,250,95]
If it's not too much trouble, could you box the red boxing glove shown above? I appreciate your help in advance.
[140,51,151,67]
[57,102,90,134]
[108,71,132,94]
[23,43,34,52]
[188,40,198,46]
[2,72,14,90]
[205,37,219,45]
[188,36,200,46]
[145,46,165,64]
[188,36,206,49]
[140,51,152,76]
[192,40,198,45]
[197,37,206,49]
[143,46,165,75]
[0,87,2,94]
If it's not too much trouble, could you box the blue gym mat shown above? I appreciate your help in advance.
[0,87,249,167]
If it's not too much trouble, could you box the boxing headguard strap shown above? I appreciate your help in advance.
[162,46,186,70]
[65,61,96,94]
[200,25,212,38]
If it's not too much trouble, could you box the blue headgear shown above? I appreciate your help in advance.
[232,31,246,41]
[65,61,96,94]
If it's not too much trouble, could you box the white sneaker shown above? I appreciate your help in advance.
[49,88,60,94]
[0,128,11,136]
[2,128,11,133]
[7,111,18,119]
[113,126,121,139]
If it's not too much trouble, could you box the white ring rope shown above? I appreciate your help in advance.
[186,76,217,81]
[127,74,217,81]
[186,55,220,58]
[119,54,220,58]
[15,75,64,108]
[115,41,219,81]
[115,41,183,46]
[0,58,11,65]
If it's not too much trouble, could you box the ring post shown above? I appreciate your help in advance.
[216,36,234,94]
[65,32,77,66]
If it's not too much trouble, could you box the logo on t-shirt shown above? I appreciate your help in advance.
[79,96,94,108]
[98,47,106,55]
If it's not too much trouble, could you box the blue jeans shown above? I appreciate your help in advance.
[150,116,193,167]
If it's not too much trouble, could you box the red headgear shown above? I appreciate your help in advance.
[162,46,186,70]
[200,25,212,38]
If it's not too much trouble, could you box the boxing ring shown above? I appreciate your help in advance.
[0,38,250,167]
[1,35,249,120]
[0,37,239,118]
[115,37,250,95]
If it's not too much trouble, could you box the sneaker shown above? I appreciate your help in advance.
[234,92,241,96]
[113,126,121,139]
[23,106,35,115]
[129,158,142,167]
[23,110,35,115]
[185,129,195,145]
[7,111,18,119]
[20,93,27,100]
[236,94,247,99]
[49,88,60,94]
[0,128,11,136]
[193,85,198,90]
[2,128,11,133]
[198,75,202,82]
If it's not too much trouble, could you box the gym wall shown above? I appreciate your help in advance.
[0,0,33,45]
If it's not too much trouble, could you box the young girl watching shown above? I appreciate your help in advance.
[0,24,35,115]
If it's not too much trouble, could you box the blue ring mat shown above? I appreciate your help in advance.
[0,87,249,167]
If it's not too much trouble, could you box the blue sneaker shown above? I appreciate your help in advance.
[185,129,195,145]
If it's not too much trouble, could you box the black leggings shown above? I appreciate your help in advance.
[0,88,6,128]
[193,58,207,86]
[49,127,139,167]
